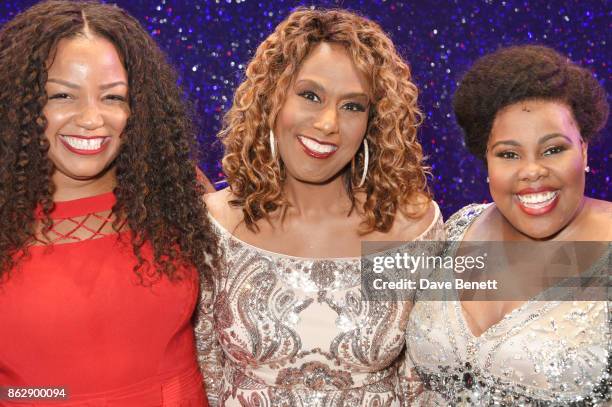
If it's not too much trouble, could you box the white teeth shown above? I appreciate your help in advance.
[61,136,105,151]
[517,191,559,207]
[299,136,338,154]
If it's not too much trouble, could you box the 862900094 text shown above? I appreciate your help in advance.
[0,387,68,401]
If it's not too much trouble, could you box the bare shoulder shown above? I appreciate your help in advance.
[588,197,612,214]
[585,198,612,240]
[203,188,243,230]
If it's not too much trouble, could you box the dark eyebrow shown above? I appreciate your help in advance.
[295,79,324,93]
[538,133,572,144]
[47,79,127,91]
[47,78,79,89]
[489,139,520,150]
[99,81,128,91]
[341,92,370,102]
[295,78,370,102]
[490,133,573,150]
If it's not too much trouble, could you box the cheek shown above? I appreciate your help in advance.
[549,152,585,190]
[275,97,305,134]
[560,163,585,197]
[111,111,129,134]
[487,164,514,196]
[566,157,585,177]
[339,116,367,145]
[104,105,130,133]
[42,106,70,135]
[275,112,293,139]
[275,111,310,153]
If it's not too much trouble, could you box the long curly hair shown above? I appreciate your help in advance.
[0,0,219,282]
[453,45,609,161]
[221,8,430,234]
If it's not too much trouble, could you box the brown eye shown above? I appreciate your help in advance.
[496,151,519,159]
[543,146,565,156]
[49,93,71,99]
[343,102,365,112]
[299,91,320,103]
[104,95,127,102]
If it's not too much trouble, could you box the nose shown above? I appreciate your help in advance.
[312,105,339,135]
[517,160,549,182]
[74,103,104,130]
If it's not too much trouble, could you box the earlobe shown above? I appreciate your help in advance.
[581,139,588,169]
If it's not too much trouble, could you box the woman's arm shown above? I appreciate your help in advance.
[396,350,425,406]
[194,276,225,406]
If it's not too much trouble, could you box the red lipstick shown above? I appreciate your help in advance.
[60,135,110,156]
[297,135,338,159]
[515,187,559,216]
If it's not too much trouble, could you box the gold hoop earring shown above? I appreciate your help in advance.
[357,138,369,188]
[269,129,276,160]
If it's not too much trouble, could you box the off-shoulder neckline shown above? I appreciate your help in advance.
[208,201,442,261]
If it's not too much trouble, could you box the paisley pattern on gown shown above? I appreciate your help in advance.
[406,204,611,406]
[195,203,444,406]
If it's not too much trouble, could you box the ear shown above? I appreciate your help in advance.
[581,138,588,169]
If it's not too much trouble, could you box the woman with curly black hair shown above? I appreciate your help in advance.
[194,8,445,406]
[406,45,610,405]
[0,1,218,404]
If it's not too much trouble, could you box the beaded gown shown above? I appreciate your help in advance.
[0,192,207,406]
[195,203,444,406]
[406,204,610,406]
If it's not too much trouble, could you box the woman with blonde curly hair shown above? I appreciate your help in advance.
[195,8,444,406]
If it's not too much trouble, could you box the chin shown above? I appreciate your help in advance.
[296,177,331,185]
[70,165,108,177]
[292,169,344,185]
[55,162,115,181]
[511,217,566,240]
[518,228,558,240]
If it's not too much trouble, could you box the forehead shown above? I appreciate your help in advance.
[294,42,370,95]
[490,100,581,143]
[47,35,127,81]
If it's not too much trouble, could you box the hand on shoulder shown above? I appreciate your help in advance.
[203,188,242,231]
[392,198,440,241]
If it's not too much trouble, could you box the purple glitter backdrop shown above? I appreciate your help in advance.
[2,0,609,219]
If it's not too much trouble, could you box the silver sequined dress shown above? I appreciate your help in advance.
[195,204,444,406]
[406,203,611,406]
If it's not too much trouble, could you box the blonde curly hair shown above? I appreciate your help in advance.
[221,7,431,234]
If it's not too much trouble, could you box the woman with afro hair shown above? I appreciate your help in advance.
[0,1,218,404]
[406,45,610,405]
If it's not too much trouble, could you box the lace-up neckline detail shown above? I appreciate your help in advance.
[33,191,124,245]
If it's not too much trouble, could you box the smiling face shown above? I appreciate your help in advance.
[486,100,588,239]
[274,42,371,185]
[44,34,129,192]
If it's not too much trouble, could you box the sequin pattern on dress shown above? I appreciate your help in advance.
[195,205,445,406]
[406,204,611,406]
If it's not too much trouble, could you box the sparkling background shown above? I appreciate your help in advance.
[2,0,609,218]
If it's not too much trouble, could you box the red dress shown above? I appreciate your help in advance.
[0,192,208,406]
